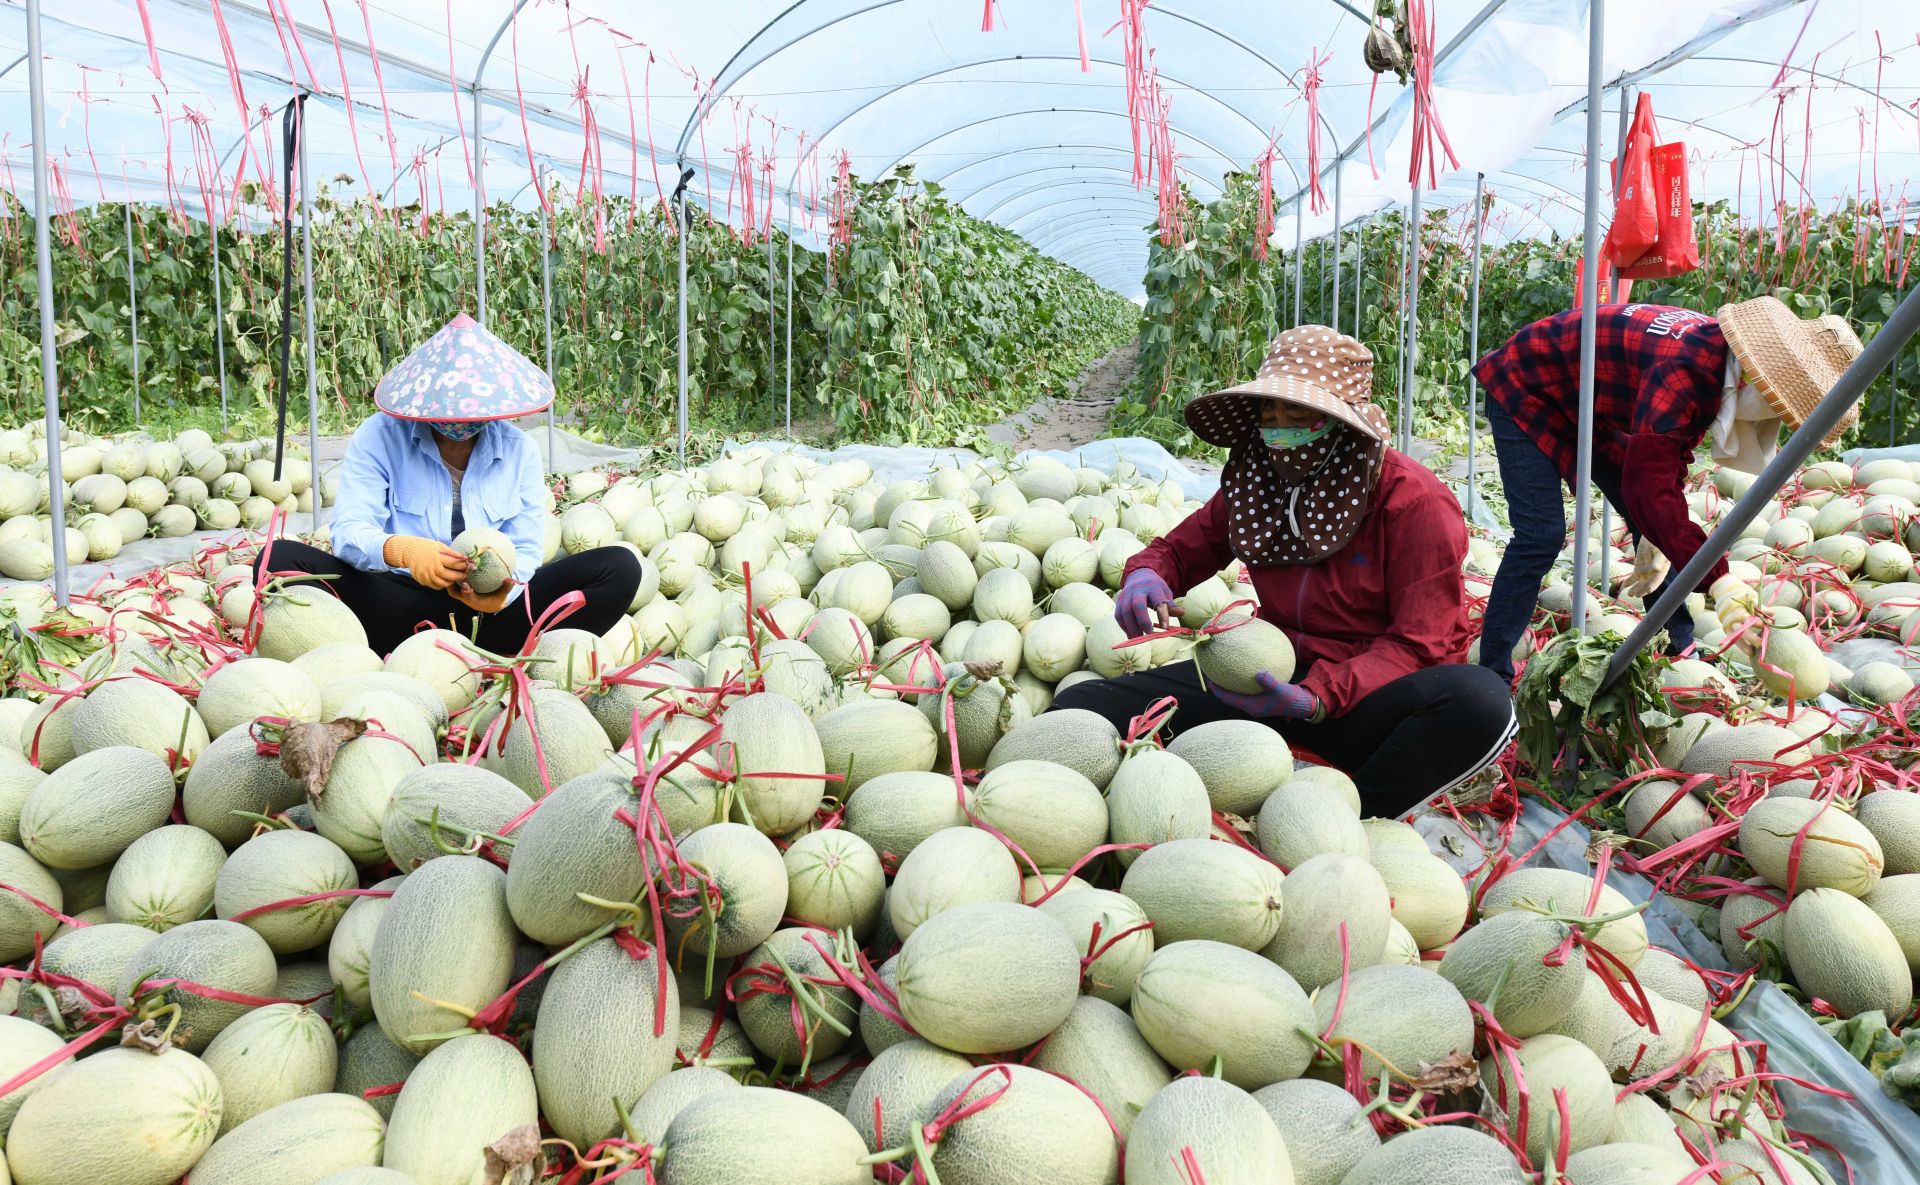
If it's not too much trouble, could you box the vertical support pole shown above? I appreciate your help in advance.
[1569,0,1607,634]
[785,192,795,437]
[1465,172,1486,521]
[125,203,141,426]
[1892,347,1901,448]
[299,99,321,536]
[676,182,690,467]
[1330,166,1343,333]
[1292,203,1304,326]
[1352,214,1365,342]
[25,0,67,605]
[1598,85,1634,599]
[211,215,229,430]
[768,218,778,427]
[472,87,487,324]
[1402,182,1424,453]
[538,168,555,469]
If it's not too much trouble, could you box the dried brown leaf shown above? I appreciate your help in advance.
[482,1124,542,1185]
[279,717,367,801]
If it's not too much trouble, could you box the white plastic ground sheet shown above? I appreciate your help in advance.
[729,436,1221,502]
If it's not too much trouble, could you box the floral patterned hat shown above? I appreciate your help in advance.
[374,313,554,422]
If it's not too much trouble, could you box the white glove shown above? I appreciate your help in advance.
[1619,540,1669,600]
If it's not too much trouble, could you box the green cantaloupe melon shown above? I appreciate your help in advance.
[718,692,825,836]
[19,746,176,870]
[1863,874,1920,974]
[200,1002,337,1134]
[1104,747,1212,866]
[1783,887,1914,1019]
[1562,1142,1701,1184]
[1130,939,1315,1089]
[625,1065,739,1146]
[334,1024,420,1123]
[327,875,402,1011]
[182,730,306,847]
[1480,1033,1616,1165]
[967,759,1107,871]
[1437,911,1586,1038]
[187,1092,386,1185]
[369,856,516,1055]
[0,1014,69,1137]
[1622,779,1710,850]
[5,1047,223,1185]
[1253,1077,1380,1185]
[504,770,656,946]
[1036,887,1154,1006]
[984,709,1122,789]
[922,1064,1118,1185]
[840,1038,975,1153]
[119,919,278,1053]
[1260,852,1391,992]
[1339,1125,1530,1185]
[886,826,1020,940]
[214,828,358,954]
[1604,1092,1691,1159]
[1025,996,1171,1138]
[1627,948,1711,1014]
[0,843,60,963]
[735,927,859,1065]
[380,762,530,873]
[814,698,938,793]
[1719,878,1789,970]
[532,935,680,1149]
[668,822,790,964]
[382,1035,537,1185]
[1255,781,1368,869]
[1191,612,1296,695]
[1367,847,1468,950]
[1166,720,1291,815]
[1119,837,1286,951]
[1477,866,1649,969]
[1314,962,1475,1081]
[894,901,1079,1055]
[104,824,224,932]
[1123,1075,1289,1185]
[784,828,885,937]
[68,677,209,766]
[1854,790,1920,876]
[1679,721,1806,779]
[1737,797,1883,896]
[659,1086,868,1185]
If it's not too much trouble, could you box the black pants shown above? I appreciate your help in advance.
[255,540,641,656]
[1051,661,1517,819]
[1477,398,1693,682]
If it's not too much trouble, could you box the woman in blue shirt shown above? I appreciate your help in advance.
[256,315,639,656]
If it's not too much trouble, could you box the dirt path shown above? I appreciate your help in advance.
[988,340,1140,453]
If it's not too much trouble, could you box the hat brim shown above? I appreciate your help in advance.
[1185,375,1392,449]
[1718,298,1861,448]
[377,402,553,423]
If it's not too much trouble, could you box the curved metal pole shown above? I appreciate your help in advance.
[24,0,67,603]
[125,203,141,426]
[472,0,540,327]
[785,57,1277,201]
[682,0,1335,161]
[211,216,229,429]
[675,173,690,467]
[981,179,1167,224]
[1292,203,1304,326]
[0,51,28,80]
[1464,172,1486,520]
[1003,193,1157,235]
[957,164,1222,213]
[929,141,1228,193]
[534,167,555,467]
[1602,283,1920,692]
[1569,0,1606,634]
[1026,218,1156,256]
[1598,86,1636,596]
[298,97,322,534]
[1401,181,1422,450]
[919,131,1241,192]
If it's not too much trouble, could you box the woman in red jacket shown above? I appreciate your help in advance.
[1053,326,1516,819]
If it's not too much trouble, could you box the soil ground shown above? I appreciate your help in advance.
[988,340,1140,453]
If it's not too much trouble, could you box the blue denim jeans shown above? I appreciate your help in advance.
[1478,400,1693,681]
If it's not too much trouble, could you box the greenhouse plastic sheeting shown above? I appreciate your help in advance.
[6,0,1887,295]
[727,436,1221,502]
[1498,798,1920,1181]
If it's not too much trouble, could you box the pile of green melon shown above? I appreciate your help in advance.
[0,424,337,579]
[0,443,1848,1184]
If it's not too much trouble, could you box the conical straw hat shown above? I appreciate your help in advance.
[1716,296,1863,447]
[374,313,555,422]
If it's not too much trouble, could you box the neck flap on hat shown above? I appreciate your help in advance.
[1222,421,1385,565]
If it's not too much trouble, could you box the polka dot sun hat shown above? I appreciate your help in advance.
[374,312,555,423]
[1184,325,1392,448]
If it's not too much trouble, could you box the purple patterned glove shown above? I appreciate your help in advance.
[1114,569,1175,639]
[1212,671,1320,721]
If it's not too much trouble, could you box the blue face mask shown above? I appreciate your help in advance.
[430,420,487,441]
[1260,419,1334,450]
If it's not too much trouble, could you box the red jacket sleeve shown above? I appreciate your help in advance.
[1620,433,1729,592]
[1297,483,1471,716]
[1122,491,1236,597]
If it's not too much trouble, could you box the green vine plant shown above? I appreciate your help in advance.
[0,169,1135,450]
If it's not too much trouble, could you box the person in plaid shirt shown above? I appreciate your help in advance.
[1471,300,1831,681]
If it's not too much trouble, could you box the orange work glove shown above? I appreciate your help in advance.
[383,535,470,591]
[449,579,513,615]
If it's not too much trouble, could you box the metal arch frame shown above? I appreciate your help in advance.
[1003,195,1158,240]
[954,163,1225,212]
[472,0,540,324]
[783,56,1279,199]
[1027,218,1157,257]
[925,141,1232,194]
[979,178,1166,224]
[1027,211,1159,245]
[1687,54,1920,118]
[0,52,27,79]
[898,110,1253,187]
[677,0,1345,162]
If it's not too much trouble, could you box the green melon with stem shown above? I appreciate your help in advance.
[1129,939,1315,1089]
[1123,1075,1288,1185]
[893,901,1079,1055]
[452,526,516,595]
[922,1064,1119,1185]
